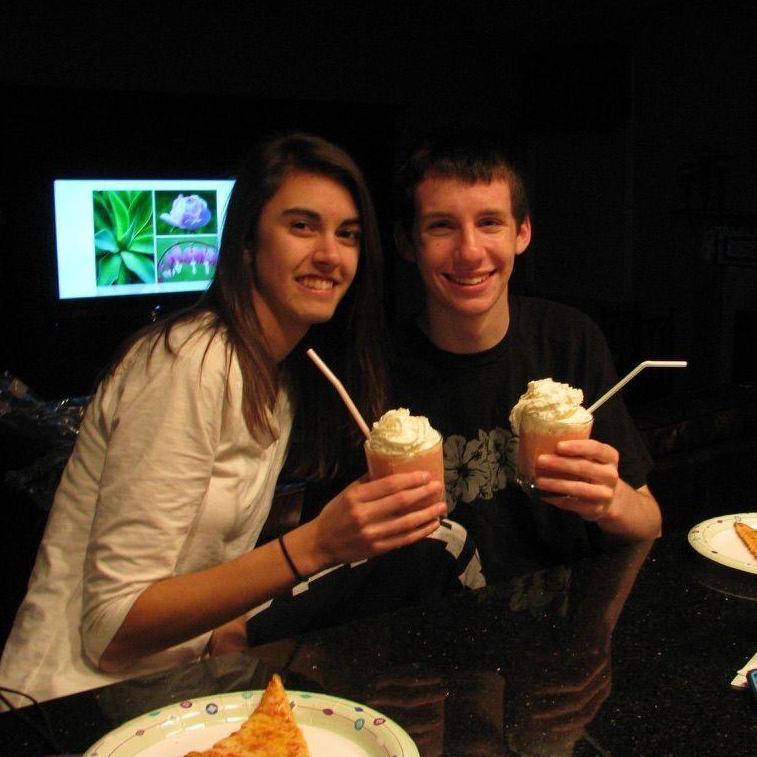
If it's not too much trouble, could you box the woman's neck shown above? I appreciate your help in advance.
[252,298,309,363]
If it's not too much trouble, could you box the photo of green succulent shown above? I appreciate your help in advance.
[93,190,156,286]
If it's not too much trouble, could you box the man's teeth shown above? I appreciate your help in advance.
[448,273,490,286]
[299,276,334,290]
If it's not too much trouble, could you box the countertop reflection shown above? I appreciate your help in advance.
[2,534,754,755]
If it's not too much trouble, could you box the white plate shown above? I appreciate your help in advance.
[688,513,757,574]
[84,689,419,757]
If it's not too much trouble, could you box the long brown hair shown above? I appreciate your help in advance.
[110,132,387,478]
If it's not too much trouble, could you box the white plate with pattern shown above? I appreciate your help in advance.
[688,513,757,574]
[84,688,419,756]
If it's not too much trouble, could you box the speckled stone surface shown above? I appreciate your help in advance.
[2,534,755,755]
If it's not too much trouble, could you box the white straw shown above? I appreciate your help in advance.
[306,348,372,439]
[586,360,688,414]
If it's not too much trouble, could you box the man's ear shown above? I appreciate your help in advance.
[515,216,532,256]
[394,224,417,263]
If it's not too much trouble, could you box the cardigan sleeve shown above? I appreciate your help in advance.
[79,327,231,666]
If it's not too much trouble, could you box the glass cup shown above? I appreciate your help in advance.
[364,438,445,508]
[515,413,594,497]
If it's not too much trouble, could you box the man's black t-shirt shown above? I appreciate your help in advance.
[391,295,653,581]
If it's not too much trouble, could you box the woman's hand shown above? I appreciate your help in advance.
[207,616,249,657]
[292,472,446,574]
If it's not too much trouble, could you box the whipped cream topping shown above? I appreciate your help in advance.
[509,378,592,434]
[367,408,442,456]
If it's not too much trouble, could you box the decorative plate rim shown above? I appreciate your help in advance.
[84,688,419,757]
[687,512,757,575]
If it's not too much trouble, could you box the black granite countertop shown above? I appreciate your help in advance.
[2,534,755,755]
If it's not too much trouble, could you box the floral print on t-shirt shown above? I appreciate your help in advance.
[443,427,518,512]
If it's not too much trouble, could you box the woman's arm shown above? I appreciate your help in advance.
[80,328,229,669]
[99,472,445,671]
[85,327,445,673]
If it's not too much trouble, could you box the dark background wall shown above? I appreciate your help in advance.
[2,0,756,404]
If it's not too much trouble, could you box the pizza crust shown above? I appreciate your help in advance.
[734,521,757,559]
[184,674,309,756]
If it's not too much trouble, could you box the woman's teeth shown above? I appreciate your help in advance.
[299,276,334,290]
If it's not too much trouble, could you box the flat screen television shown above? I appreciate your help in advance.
[53,179,235,300]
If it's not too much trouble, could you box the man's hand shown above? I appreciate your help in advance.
[534,439,662,540]
[534,438,618,521]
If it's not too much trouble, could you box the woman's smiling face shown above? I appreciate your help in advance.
[251,170,361,358]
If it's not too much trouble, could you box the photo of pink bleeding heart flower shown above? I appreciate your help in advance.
[157,241,219,283]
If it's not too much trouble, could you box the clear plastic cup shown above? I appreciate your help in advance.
[515,413,593,496]
[364,438,445,507]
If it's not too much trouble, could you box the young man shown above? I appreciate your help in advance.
[391,136,661,582]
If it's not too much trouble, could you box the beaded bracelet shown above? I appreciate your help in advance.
[278,534,306,583]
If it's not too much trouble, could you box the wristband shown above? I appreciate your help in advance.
[278,534,306,583]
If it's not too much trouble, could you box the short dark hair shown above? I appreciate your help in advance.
[395,133,531,238]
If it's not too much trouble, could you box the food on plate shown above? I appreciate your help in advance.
[734,521,757,558]
[184,673,309,756]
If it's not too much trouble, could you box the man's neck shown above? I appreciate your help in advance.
[419,300,511,354]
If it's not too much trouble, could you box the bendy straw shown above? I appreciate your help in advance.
[586,360,688,414]
[306,348,371,439]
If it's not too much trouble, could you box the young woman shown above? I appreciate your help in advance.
[0,133,446,704]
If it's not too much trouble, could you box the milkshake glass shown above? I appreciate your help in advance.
[509,379,593,496]
[364,408,445,507]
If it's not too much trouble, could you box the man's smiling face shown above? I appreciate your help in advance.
[412,175,531,329]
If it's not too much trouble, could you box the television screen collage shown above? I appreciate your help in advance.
[54,180,235,300]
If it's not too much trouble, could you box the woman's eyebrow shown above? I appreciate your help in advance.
[281,208,361,225]
[281,207,321,220]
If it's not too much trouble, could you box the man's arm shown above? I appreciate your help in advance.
[595,482,661,540]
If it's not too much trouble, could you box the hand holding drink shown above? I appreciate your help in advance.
[313,407,446,564]
[305,349,447,559]
[509,362,687,503]
[509,378,593,497]
[507,364,683,535]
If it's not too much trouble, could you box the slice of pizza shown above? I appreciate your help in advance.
[184,674,309,756]
[734,521,757,559]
